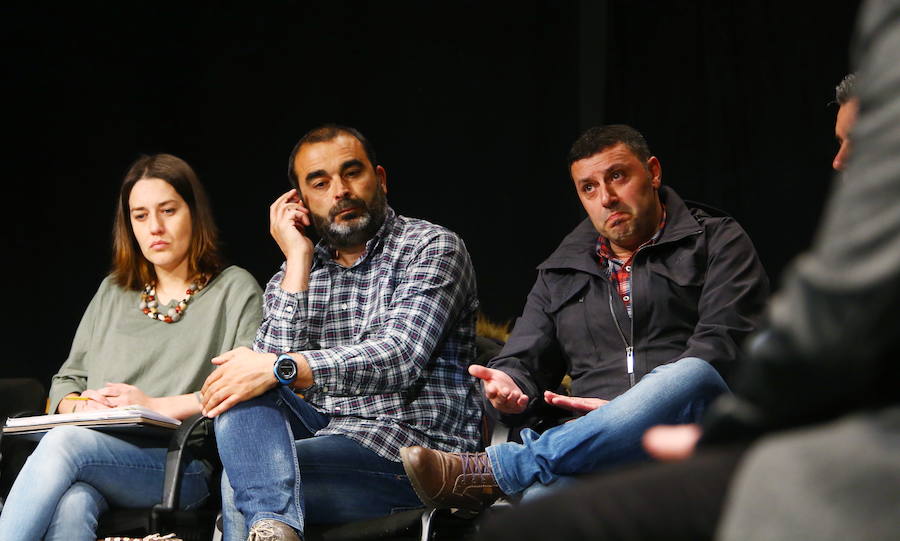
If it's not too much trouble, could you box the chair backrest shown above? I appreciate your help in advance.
[0,378,46,419]
[0,378,47,500]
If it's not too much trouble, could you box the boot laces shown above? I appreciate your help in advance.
[459,452,495,486]
[248,520,278,540]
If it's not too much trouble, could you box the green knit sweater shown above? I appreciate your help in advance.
[49,265,263,413]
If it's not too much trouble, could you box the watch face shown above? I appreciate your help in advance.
[277,358,297,380]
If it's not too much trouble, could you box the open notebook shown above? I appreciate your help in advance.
[3,405,181,438]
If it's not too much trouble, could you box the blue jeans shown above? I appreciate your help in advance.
[487,357,728,496]
[215,386,420,540]
[0,425,209,541]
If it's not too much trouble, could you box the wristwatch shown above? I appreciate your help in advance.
[273,353,298,386]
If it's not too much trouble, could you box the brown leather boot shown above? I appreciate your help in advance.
[400,446,503,511]
[246,519,300,541]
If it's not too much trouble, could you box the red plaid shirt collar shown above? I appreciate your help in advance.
[596,205,667,316]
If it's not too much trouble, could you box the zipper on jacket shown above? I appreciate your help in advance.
[607,290,635,388]
[628,278,636,388]
[608,226,702,388]
[626,346,635,387]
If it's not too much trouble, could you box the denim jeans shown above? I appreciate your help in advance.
[487,357,728,496]
[0,425,209,541]
[215,386,420,540]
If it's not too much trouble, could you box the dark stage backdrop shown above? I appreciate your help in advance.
[5,1,860,389]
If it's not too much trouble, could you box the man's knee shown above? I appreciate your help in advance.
[668,357,726,389]
[672,356,713,373]
[213,390,275,434]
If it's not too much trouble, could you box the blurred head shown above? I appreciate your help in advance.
[112,154,222,289]
[287,125,388,250]
[833,73,859,171]
[568,125,663,255]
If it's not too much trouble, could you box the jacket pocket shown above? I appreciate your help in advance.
[545,272,591,313]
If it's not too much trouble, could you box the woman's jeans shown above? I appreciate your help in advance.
[0,425,209,541]
[488,357,729,496]
[215,386,420,540]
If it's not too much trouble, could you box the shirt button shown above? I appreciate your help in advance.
[625,265,632,272]
[341,303,348,310]
[283,347,291,353]
[623,295,631,301]
[285,306,293,313]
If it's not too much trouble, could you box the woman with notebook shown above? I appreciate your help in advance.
[0,153,262,541]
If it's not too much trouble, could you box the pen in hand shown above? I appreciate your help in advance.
[62,394,114,413]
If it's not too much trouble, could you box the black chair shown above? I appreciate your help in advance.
[96,413,221,541]
[0,379,218,540]
[0,378,46,503]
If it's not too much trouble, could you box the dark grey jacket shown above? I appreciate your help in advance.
[489,186,769,407]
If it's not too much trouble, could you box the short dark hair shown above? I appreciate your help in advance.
[286,124,378,189]
[112,153,223,290]
[567,124,652,169]
[835,73,857,105]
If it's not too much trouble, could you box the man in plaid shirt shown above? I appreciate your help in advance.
[199,125,481,541]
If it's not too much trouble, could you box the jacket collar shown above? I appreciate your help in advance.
[537,186,702,276]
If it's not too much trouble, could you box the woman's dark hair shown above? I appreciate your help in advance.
[111,153,223,290]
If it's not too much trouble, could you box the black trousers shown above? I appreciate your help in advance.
[476,444,748,541]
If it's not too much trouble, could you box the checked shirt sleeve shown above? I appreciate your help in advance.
[253,266,312,355]
[304,231,475,395]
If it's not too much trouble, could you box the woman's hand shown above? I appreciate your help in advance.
[97,382,153,409]
[69,389,115,413]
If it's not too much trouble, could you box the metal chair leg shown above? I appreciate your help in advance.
[419,507,438,541]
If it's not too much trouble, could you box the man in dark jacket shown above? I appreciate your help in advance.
[466,2,900,539]
[400,124,769,510]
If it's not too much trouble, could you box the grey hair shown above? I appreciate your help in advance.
[835,73,857,105]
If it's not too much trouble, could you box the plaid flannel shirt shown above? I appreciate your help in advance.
[254,207,482,461]
[597,206,667,317]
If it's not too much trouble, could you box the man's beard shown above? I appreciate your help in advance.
[309,187,388,250]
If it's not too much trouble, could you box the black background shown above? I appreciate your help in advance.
[4,1,861,388]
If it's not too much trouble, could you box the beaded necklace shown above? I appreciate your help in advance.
[139,275,208,323]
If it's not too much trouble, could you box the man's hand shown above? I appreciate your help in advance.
[543,390,609,414]
[271,189,314,292]
[270,189,313,260]
[469,365,529,414]
[201,347,278,418]
[97,382,153,409]
[642,424,702,462]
